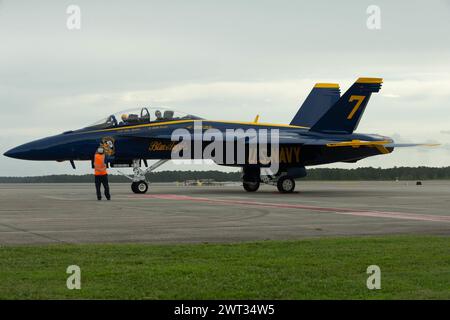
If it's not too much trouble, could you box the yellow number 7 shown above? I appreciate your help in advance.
[347,95,365,120]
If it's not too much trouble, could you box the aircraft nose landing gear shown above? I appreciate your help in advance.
[117,159,168,194]
[130,160,149,194]
[131,181,148,194]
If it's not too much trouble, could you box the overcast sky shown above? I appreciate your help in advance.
[1,0,449,176]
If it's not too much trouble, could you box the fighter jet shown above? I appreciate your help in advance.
[4,77,435,193]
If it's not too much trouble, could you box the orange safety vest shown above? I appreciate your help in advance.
[94,153,107,176]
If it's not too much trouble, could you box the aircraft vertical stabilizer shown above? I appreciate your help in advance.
[290,83,340,127]
[310,77,382,134]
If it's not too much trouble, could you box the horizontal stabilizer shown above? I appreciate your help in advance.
[384,143,440,148]
[324,140,439,148]
[325,140,392,147]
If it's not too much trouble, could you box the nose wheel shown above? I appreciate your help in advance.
[131,181,148,194]
[117,159,169,194]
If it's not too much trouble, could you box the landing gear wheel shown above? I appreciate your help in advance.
[277,176,295,193]
[243,181,260,192]
[131,181,148,194]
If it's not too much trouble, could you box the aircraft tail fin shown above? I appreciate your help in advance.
[290,83,340,127]
[310,77,383,134]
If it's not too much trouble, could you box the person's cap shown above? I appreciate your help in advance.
[97,147,104,154]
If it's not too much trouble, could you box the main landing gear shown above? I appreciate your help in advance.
[260,174,296,193]
[276,175,296,193]
[243,180,260,192]
[241,166,298,194]
[118,159,168,194]
[242,166,261,192]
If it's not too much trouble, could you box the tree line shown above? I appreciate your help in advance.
[0,167,449,183]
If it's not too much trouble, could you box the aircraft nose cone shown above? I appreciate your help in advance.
[4,135,76,161]
[3,145,31,159]
[3,149,13,158]
[3,138,54,160]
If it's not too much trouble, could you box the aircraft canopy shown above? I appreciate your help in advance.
[85,107,203,130]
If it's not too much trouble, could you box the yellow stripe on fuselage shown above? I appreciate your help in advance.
[211,120,308,129]
[82,119,309,135]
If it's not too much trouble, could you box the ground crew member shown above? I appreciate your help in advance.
[94,147,111,200]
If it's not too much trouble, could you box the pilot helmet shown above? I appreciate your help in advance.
[155,110,162,118]
[121,114,129,121]
[97,147,104,154]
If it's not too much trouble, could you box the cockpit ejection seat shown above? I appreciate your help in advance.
[127,114,140,123]
[163,110,174,120]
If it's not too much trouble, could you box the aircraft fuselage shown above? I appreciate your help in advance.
[4,119,392,168]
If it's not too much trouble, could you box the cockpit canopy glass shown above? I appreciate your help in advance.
[85,107,203,130]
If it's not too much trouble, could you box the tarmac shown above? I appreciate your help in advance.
[0,181,449,245]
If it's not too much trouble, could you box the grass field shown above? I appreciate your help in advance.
[0,235,449,299]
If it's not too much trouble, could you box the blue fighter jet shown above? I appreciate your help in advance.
[4,77,435,193]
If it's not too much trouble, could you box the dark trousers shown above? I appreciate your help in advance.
[95,174,111,200]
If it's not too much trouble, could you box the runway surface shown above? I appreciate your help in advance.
[1,181,449,244]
